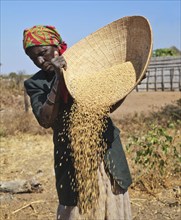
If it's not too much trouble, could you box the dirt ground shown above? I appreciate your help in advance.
[0,91,180,220]
[111,91,181,118]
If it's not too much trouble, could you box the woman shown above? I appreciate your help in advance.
[23,25,132,220]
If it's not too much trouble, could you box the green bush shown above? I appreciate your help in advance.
[127,124,180,173]
[153,47,181,57]
[126,123,181,191]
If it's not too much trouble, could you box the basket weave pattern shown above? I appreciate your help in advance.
[63,16,153,103]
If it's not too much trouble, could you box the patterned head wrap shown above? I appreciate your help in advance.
[23,25,67,54]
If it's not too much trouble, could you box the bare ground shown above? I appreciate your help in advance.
[111,91,181,118]
[0,91,180,220]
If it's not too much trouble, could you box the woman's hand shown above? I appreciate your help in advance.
[51,51,67,77]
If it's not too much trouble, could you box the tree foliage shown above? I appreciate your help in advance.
[153,46,181,57]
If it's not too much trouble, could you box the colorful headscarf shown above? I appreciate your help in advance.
[23,25,67,54]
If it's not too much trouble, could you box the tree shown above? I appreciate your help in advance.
[152,46,181,57]
[9,72,17,78]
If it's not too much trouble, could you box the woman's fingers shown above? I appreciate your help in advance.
[54,51,59,58]
[51,53,67,71]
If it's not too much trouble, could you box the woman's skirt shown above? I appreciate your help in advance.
[57,163,132,220]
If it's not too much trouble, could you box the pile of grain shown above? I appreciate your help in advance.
[67,61,136,214]
[68,62,136,107]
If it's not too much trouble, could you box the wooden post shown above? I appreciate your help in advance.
[170,69,174,91]
[136,84,138,92]
[24,88,29,112]
[161,68,164,91]
[178,69,181,91]
[146,70,150,91]
[154,68,157,91]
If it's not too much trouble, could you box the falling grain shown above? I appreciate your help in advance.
[66,61,136,215]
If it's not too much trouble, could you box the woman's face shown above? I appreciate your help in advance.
[26,45,58,73]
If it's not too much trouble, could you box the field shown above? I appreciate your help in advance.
[0,78,180,220]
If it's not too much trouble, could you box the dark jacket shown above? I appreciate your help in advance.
[24,70,132,206]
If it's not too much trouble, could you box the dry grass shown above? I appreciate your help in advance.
[0,77,52,137]
[0,110,49,137]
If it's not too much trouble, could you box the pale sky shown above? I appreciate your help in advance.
[1,0,181,75]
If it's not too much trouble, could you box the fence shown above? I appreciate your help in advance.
[136,56,181,91]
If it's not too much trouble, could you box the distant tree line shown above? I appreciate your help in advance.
[0,71,28,91]
[0,71,32,79]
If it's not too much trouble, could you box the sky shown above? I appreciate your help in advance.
[1,0,181,75]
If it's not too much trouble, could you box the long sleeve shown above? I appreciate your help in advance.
[24,70,65,128]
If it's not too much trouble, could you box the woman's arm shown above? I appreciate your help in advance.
[39,74,64,128]
[38,54,67,128]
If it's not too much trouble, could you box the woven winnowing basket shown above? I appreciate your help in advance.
[63,15,153,104]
